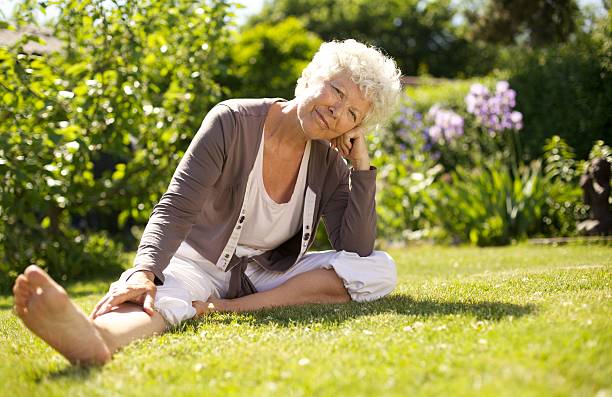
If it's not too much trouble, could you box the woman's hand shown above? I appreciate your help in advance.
[330,125,370,171]
[89,270,157,319]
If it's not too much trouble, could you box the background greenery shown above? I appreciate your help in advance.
[0,0,611,289]
[1,0,234,289]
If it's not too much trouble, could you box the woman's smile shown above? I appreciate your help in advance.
[315,108,330,129]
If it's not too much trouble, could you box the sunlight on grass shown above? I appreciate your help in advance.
[1,244,610,396]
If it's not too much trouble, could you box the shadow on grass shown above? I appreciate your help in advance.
[190,294,536,329]
[0,296,13,310]
[33,294,534,381]
[37,365,95,383]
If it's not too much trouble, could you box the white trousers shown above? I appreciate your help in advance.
[152,242,397,325]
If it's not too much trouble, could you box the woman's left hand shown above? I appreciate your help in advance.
[330,126,370,171]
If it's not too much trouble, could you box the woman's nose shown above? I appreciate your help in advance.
[329,102,344,119]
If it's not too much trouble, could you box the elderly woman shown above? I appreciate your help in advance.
[12,39,402,365]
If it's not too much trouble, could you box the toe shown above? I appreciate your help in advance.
[14,287,32,306]
[24,265,57,289]
[13,274,31,294]
[14,290,27,305]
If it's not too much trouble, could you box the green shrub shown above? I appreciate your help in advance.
[506,28,611,159]
[248,0,500,78]
[224,17,322,99]
[374,80,606,245]
[423,158,547,246]
[404,77,497,114]
[370,100,442,241]
[540,136,588,236]
[0,230,124,292]
[0,0,233,291]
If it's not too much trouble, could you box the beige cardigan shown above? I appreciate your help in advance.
[123,98,378,298]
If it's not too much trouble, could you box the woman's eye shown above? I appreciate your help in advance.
[333,86,342,97]
[350,110,357,122]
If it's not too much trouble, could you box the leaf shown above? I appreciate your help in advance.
[118,210,130,228]
[41,217,51,229]
[111,163,126,181]
[58,125,81,142]
[65,62,89,77]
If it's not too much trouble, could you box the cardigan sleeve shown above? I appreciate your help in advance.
[321,159,378,257]
[125,104,236,284]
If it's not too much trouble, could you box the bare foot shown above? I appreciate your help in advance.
[13,265,111,365]
[192,297,227,316]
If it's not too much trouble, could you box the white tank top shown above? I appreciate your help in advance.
[235,134,311,257]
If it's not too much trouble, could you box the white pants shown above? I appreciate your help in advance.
[153,242,397,325]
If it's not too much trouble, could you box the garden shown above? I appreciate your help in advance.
[0,0,610,395]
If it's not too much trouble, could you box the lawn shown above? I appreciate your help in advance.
[1,244,610,397]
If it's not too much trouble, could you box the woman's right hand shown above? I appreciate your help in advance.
[89,270,157,319]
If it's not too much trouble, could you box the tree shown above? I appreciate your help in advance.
[248,0,494,78]
[225,17,322,99]
[463,0,580,47]
[0,0,234,290]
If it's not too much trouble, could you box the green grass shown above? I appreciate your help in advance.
[1,244,611,397]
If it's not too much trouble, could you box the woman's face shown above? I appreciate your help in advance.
[296,72,371,141]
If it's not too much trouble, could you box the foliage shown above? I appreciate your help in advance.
[540,136,587,236]
[463,0,580,47]
[224,17,321,99]
[248,0,497,78]
[588,140,612,164]
[0,0,606,282]
[417,79,525,175]
[371,100,442,241]
[0,0,234,290]
[0,228,124,292]
[423,158,546,246]
[404,78,497,114]
[504,17,611,159]
[374,79,602,245]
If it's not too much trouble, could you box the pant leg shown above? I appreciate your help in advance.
[153,242,230,325]
[246,250,397,302]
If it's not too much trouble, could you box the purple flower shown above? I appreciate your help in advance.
[428,125,443,142]
[496,81,509,93]
[426,105,464,143]
[470,83,489,97]
[465,81,523,133]
[395,102,425,144]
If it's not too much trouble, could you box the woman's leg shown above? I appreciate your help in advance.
[13,265,166,365]
[195,268,349,314]
[195,250,397,314]
[92,304,167,355]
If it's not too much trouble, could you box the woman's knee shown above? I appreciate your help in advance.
[331,250,397,302]
[368,250,398,295]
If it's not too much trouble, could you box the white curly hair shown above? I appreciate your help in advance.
[295,39,402,130]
